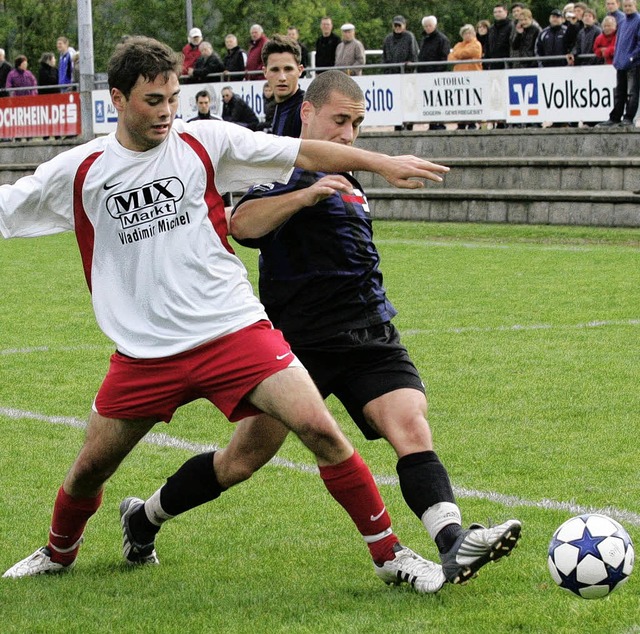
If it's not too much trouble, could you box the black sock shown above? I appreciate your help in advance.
[160,451,226,516]
[130,451,225,544]
[396,450,456,518]
[396,451,462,552]
[435,524,462,554]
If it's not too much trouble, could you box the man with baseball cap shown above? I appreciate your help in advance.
[335,23,365,75]
[382,15,419,74]
[182,27,203,76]
[535,9,570,67]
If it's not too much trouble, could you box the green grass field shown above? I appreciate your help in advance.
[1,221,639,633]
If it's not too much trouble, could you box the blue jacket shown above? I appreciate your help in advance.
[613,11,640,70]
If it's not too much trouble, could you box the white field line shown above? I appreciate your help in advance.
[375,238,640,253]
[2,406,640,528]
[403,318,640,337]
[1,319,638,357]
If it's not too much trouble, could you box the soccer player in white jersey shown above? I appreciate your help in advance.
[1,37,451,591]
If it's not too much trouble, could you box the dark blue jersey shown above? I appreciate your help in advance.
[234,169,397,344]
[271,88,305,138]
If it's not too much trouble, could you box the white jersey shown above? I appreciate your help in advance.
[0,119,301,358]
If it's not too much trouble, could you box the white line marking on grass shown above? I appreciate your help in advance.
[3,406,640,527]
[1,344,112,356]
[403,319,640,337]
[376,239,640,253]
[4,320,638,357]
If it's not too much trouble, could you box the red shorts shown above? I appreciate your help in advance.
[93,321,300,423]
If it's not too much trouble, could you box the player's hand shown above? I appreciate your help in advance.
[379,155,449,189]
[300,174,354,206]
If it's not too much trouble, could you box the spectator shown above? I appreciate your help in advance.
[573,2,587,26]
[536,9,570,67]
[594,16,617,65]
[315,16,341,71]
[448,25,483,130]
[568,7,602,65]
[245,24,268,80]
[6,55,38,96]
[563,4,581,51]
[607,0,626,25]
[485,3,514,69]
[382,15,419,74]
[511,9,542,67]
[476,20,491,55]
[189,41,224,83]
[221,85,260,130]
[56,36,75,90]
[597,0,640,127]
[257,81,276,131]
[335,23,366,75]
[0,49,13,97]
[287,26,310,71]
[262,34,305,137]
[182,28,203,77]
[448,24,483,72]
[418,16,451,73]
[511,2,525,24]
[72,52,80,85]
[186,89,218,121]
[222,34,247,81]
[38,52,59,94]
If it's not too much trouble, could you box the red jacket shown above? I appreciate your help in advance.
[182,42,201,75]
[245,34,268,80]
[593,31,616,65]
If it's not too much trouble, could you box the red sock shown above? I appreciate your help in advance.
[47,487,103,565]
[319,451,398,563]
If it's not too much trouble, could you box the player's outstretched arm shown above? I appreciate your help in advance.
[295,140,449,188]
[230,174,353,240]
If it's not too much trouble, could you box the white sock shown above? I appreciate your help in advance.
[421,502,462,541]
[143,489,174,527]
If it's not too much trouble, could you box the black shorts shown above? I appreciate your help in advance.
[292,323,425,440]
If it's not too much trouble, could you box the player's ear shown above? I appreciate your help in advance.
[300,100,314,124]
[111,87,126,111]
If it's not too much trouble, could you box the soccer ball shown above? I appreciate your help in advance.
[548,513,634,599]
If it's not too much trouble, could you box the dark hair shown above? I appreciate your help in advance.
[511,3,525,9]
[14,55,27,68]
[195,89,210,100]
[304,69,363,109]
[261,34,301,66]
[107,36,181,97]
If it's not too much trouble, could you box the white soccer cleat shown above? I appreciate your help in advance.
[441,519,522,584]
[2,547,75,578]
[374,544,447,594]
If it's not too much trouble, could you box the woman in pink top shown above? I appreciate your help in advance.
[6,55,38,96]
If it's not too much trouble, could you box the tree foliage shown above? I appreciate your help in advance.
[0,0,600,72]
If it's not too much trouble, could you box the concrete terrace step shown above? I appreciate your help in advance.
[355,157,640,192]
[364,188,640,227]
[357,128,640,159]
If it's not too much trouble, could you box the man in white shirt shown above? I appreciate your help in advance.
[1,36,451,590]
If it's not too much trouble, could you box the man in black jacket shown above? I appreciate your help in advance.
[315,16,341,71]
[221,86,259,130]
[485,3,514,69]
[222,34,247,81]
[535,9,569,67]
[417,16,450,73]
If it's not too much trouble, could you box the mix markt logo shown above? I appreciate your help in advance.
[105,177,191,245]
[508,75,539,117]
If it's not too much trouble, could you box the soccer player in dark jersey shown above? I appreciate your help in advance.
[262,34,305,138]
[227,70,522,586]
